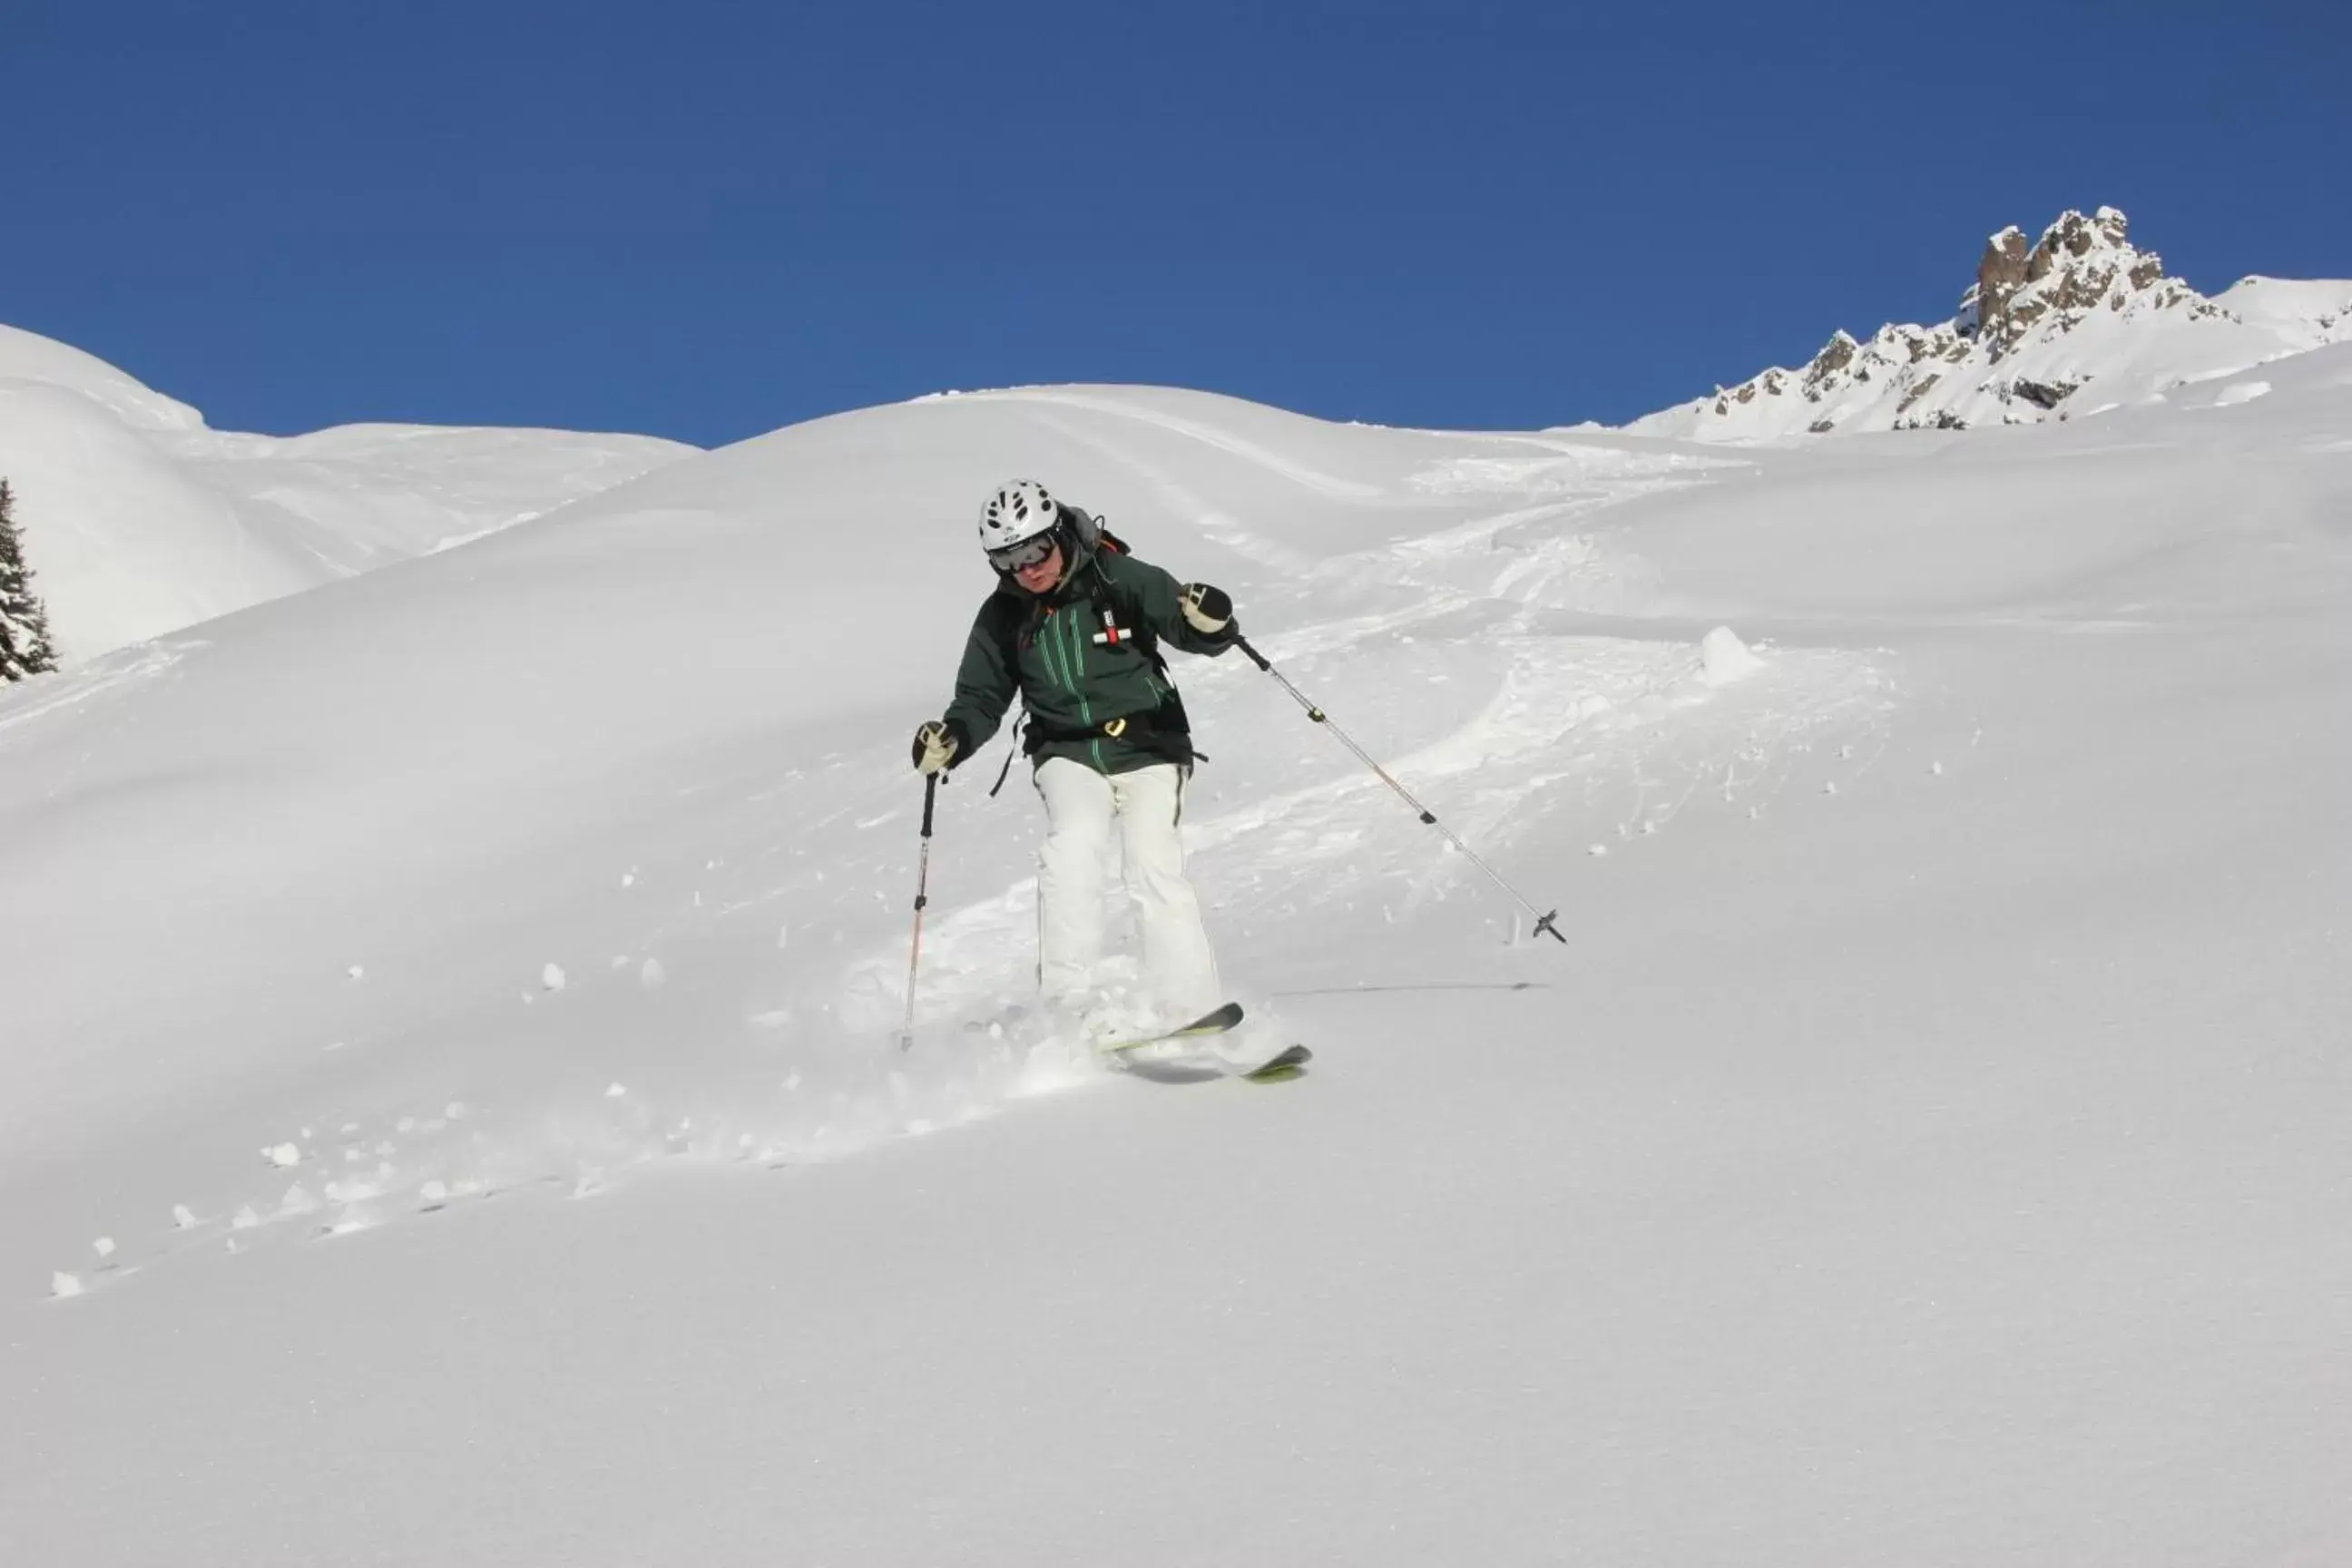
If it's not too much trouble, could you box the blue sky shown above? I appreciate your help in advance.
[4,0,2344,446]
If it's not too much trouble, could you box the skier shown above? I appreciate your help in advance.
[912,479,1240,1027]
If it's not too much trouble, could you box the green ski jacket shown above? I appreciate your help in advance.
[940,519,1235,777]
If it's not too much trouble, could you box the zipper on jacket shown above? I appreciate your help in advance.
[1037,605,1068,693]
[1038,603,1106,772]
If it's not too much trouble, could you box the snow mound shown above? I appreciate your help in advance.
[0,379,1892,1226]
[0,321,697,662]
[1698,625,1764,684]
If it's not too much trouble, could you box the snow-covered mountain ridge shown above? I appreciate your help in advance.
[1629,206,2352,441]
[0,322,697,662]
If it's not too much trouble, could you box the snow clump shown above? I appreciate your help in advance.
[1699,627,1765,685]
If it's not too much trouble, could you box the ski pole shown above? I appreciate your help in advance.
[1232,632,1567,945]
[899,771,942,1049]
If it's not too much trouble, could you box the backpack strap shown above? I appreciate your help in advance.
[987,719,1025,797]
[1084,551,1171,680]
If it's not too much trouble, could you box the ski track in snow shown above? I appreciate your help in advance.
[957,387,1387,500]
[863,631,1891,1041]
[0,637,200,740]
[34,423,1902,1298]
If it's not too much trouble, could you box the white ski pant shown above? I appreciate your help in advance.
[1034,757,1221,1018]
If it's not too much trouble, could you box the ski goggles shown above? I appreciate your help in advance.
[986,534,1059,573]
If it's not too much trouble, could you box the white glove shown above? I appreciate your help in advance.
[1180,583,1233,636]
[911,720,958,775]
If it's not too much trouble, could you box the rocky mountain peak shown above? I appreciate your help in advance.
[1965,206,2200,358]
[1629,203,2323,441]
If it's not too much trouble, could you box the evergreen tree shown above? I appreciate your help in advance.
[0,477,61,681]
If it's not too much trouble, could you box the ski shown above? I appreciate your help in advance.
[1111,1038,1312,1085]
[1098,1000,1245,1054]
[1240,1044,1312,1083]
[1098,1004,1309,1083]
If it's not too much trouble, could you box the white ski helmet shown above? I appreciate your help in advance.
[977,479,1061,557]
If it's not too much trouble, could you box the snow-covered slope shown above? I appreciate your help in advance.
[1631,207,2352,440]
[4,368,2348,1563]
[0,323,696,661]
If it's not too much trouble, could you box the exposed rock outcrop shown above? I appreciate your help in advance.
[1627,204,2328,442]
